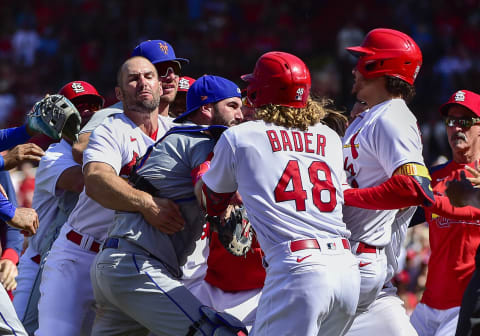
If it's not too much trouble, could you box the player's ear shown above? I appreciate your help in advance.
[115,86,123,101]
[200,103,213,119]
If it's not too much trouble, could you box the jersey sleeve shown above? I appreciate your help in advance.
[36,141,79,197]
[371,111,425,176]
[83,120,124,174]
[0,125,30,152]
[202,132,237,193]
[79,103,123,134]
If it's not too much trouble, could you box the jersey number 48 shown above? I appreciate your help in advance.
[274,160,337,212]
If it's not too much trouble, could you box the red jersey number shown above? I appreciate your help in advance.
[274,160,337,212]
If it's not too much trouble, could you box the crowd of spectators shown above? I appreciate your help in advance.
[1,0,478,314]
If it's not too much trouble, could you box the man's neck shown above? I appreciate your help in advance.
[125,109,159,136]
[453,147,480,164]
[158,102,170,117]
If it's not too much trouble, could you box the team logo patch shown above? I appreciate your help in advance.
[295,88,304,101]
[158,42,169,55]
[237,87,241,94]
[179,78,190,90]
[71,82,85,93]
[326,242,336,250]
[455,90,466,102]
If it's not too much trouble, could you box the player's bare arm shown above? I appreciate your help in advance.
[84,161,184,233]
[2,143,45,170]
[71,132,91,164]
[56,165,84,194]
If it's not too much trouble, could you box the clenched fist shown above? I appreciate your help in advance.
[3,143,45,170]
[7,207,39,235]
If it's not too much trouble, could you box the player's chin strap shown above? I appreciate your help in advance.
[344,162,435,210]
[186,305,248,336]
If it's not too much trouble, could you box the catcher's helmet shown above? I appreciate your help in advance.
[346,28,422,85]
[59,81,105,107]
[241,51,311,108]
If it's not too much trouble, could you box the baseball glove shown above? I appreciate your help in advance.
[26,94,81,142]
[208,206,253,257]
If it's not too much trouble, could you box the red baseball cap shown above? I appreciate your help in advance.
[439,90,480,117]
[178,76,196,92]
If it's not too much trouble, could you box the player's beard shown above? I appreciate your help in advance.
[121,87,161,113]
[212,104,239,127]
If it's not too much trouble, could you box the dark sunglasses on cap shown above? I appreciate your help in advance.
[445,116,480,128]
[156,61,181,78]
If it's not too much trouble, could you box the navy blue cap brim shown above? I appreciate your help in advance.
[173,109,195,123]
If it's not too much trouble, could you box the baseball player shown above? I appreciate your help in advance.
[446,164,480,336]
[13,81,104,334]
[35,56,183,336]
[132,39,189,117]
[169,76,196,117]
[409,90,480,336]
[335,28,433,335]
[198,51,360,336]
[90,75,246,335]
[0,127,43,336]
[184,87,264,332]
[72,39,186,164]
[0,170,24,295]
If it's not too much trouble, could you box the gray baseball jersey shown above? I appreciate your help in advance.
[107,124,220,277]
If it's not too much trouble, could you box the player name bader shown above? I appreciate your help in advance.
[265,129,327,156]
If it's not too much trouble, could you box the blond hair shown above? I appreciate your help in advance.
[255,97,348,135]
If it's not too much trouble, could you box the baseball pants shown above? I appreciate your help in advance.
[251,237,360,336]
[189,281,261,331]
[13,246,41,335]
[350,241,388,313]
[346,283,418,336]
[0,285,28,336]
[35,224,97,336]
[91,238,239,336]
[411,302,460,336]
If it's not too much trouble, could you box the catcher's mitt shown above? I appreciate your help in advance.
[208,206,253,257]
[27,94,81,142]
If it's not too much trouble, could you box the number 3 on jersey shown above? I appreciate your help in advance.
[274,160,337,212]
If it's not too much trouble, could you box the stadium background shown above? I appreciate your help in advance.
[0,0,478,314]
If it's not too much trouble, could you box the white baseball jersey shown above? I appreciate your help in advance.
[29,139,79,253]
[202,120,350,252]
[342,98,425,246]
[384,206,417,283]
[66,113,173,241]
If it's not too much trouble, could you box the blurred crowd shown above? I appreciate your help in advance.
[1,0,478,314]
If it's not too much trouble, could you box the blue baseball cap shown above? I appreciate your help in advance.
[131,40,189,65]
[174,75,242,122]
